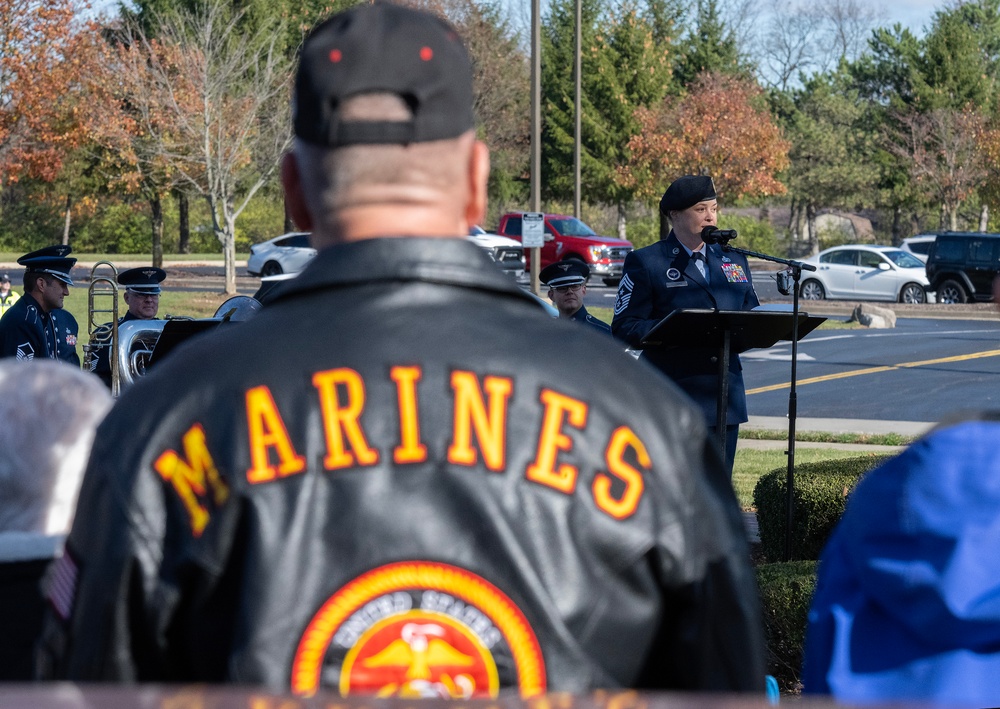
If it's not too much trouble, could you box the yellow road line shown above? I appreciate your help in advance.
[747,349,1000,395]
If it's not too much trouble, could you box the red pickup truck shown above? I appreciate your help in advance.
[496,212,633,286]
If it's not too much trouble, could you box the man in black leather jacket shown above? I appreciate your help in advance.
[38,3,765,696]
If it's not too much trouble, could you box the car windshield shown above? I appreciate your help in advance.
[548,218,596,237]
[882,249,924,269]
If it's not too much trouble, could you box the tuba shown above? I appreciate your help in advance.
[83,261,121,397]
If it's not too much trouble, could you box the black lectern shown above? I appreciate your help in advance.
[641,308,825,464]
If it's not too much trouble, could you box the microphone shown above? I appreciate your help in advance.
[701,226,738,244]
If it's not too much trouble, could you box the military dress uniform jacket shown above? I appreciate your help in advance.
[568,304,611,335]
[612,233,759,426]
[0,293,58,361]
[39,238,765,695]
[51,309,80,368]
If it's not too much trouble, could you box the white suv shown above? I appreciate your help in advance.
[900,234,936,262]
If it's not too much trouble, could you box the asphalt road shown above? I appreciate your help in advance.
[741,317,1000,423]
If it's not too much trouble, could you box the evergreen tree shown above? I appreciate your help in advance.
[672,0,748,87]
[541,0,673,230]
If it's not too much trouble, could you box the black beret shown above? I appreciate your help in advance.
[659,175,717,215]
[540,260,590,287]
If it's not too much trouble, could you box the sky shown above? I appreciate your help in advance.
[881,0,939,35]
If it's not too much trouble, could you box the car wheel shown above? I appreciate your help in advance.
[899,283,927,304]
[800,279,825,300]
[602,278,620,288]
[262,261,283,277]
[937,279,967,304]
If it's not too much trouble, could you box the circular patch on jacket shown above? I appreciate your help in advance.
[666,268,681,281]
[290,561,546,698]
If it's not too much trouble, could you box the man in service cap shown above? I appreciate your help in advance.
[0,246,77,362]
[90,267,166,386]
[41,5,764,694]
[612,175,760,475]
[540,259,611,334]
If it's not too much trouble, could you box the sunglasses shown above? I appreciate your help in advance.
[552,284,584,293]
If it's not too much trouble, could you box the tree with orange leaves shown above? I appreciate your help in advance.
[619,71,790,207]
[0,0,106,193]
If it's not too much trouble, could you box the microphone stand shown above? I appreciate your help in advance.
[710,235,816,562]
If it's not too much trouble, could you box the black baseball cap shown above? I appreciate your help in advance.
[17,245,76,285]
[294,2,475,148]
[660,175,717,215]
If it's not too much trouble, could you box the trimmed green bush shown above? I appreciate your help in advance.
[753,454,891,562]
[756,560,818,693]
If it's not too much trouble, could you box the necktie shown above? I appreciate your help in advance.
[691,251,707,281]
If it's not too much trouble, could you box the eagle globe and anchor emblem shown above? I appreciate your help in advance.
[290,561,547,699]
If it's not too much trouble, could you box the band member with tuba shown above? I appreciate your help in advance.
[90,267,166,387]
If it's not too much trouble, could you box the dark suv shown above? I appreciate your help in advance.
[925,231,1000,303]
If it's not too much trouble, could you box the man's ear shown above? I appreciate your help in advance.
[281,152,313,232]
[465,139,490,229]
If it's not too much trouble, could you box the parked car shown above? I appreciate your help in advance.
[900,234,936,262]
[925,231,1000,303]
[495,213,632,287]
[247,232,316,277]
[468,226,525,282]
[799,245,931,303]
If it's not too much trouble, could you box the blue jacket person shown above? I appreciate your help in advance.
[611,176,759,474]
[0,246,77,362]
[540,260,611,335]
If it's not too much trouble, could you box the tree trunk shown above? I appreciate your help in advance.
[891,205,902,246]
[949,204,959,231]
[178,191,191,254]
[62,195,72,245]
[806,202,818,255]
[224,203,237,296]
[617,203,627,240]
[979,204,989,232]
[150,193,164,268]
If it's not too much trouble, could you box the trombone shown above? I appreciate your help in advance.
[83,260,120,397]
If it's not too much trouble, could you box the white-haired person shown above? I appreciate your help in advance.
[0,360,112,680]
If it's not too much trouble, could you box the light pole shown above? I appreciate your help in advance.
[574,0,581,219]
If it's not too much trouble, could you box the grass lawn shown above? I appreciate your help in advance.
[61,289,238,333]
[732,446,890,510]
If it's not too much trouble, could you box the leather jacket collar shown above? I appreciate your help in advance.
[271,237,538,306]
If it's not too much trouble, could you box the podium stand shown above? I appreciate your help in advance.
[641,308,825,463]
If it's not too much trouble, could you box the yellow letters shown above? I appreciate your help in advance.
[525,389,587,493]
[245,385,307,483]
[391,366,428,464]
[593,426,648,519]
[154,424,229,537]
[313,368,380,470]
[447,370,512,471]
